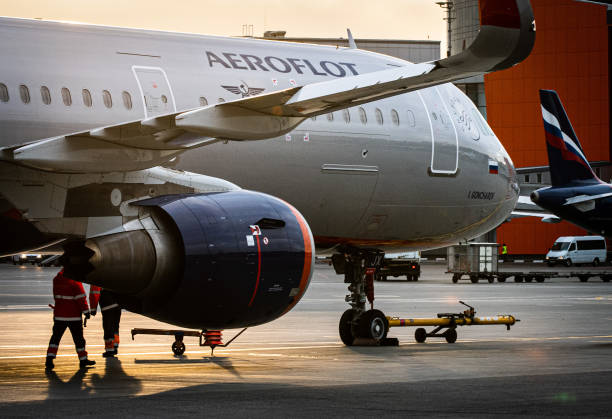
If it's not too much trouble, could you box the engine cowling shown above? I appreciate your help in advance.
[62,190,314,329]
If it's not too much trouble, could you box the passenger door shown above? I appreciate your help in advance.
[132,66,176,118]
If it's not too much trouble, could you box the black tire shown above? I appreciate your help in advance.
[452,274,460,283]
[565,259,572,267]
[498,277,506,283]
[579,276,588,283]
[514,275,523,283]
[487,276,494,284]
[171,340,186,356]
[470,275,479,284]
[339,309,357,346]
[357,309,388,341]
[524,276,533,283]
[415,328,427,343]
[593,258,600,267]
[445,329,458,344]
[535,276,545,283]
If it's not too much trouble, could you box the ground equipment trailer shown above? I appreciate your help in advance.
[450,270,612,283]
[387,301,518,343]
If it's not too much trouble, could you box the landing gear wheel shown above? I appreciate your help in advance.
[339,309,357,346]
[593,258,600,267]
[565,259,572,267]
[445,328,458,344]
[172,340,186,356]
[358,309,389,341]
[415,327,427,343]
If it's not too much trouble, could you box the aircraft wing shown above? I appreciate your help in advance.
[509,196,560,223]
[2,0,535,173]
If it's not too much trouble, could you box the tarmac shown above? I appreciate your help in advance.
[0,262,611,417]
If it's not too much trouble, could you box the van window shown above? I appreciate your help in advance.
[569,243,576,251]
[577,239,605,250]
[551,242,570,251]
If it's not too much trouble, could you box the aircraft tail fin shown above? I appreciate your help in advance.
[539,89,599,187]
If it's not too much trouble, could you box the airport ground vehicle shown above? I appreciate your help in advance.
[545,236,606,267]
[376,252,421,281]
[11,254,42,265]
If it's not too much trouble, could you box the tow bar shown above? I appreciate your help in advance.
[387,301,518,343]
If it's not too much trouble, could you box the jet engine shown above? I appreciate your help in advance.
[61,190,314,330]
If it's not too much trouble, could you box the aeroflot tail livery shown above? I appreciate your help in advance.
[531,90,612,237]
[0,0,535,344]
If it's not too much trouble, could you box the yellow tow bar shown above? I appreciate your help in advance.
[386,301,519,344]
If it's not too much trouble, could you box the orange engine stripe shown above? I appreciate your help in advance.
[248,234,262,307]
[283,202,313,313]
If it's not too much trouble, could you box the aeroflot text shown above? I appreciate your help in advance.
[206,51,359,77]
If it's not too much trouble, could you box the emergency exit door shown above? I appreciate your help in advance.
[132,66,176,118]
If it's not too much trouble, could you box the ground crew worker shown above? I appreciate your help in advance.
[89,286,121,357]
[45,269,95,370]
[502,243,508,261]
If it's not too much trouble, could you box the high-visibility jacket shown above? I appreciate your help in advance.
[89,285,101,310]
[52,270,89,321]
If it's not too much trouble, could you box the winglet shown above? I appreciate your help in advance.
[347,28,357,49]
[539,89,599,187]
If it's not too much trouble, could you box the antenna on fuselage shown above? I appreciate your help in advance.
[347,28,357,49]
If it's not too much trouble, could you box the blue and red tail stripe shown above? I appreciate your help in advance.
[539,90,599,187]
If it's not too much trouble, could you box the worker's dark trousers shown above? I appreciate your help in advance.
[47,320,87,360]
[102,307,121,348]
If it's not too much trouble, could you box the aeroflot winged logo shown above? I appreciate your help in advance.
[222,82,265,98]
[205,51,360,77]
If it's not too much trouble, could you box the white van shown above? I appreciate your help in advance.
[546,236,607,267]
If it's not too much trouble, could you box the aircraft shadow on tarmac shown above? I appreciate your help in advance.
[45,358,141,399]
[135,356,242,377]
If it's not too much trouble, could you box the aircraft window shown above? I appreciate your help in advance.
[342,109,350,123]
[327,112,334,122]
[199,97,208,106]
[218,98,225,103]
[161,94,168,104]
[375,108,383,125]
[122,91,132,110]
[61,87,72,106]
[0,83,8,102]
[311,115,317,121]
[358,107,367,124]
[406,109,415,127]
[471,109,493,136]
[102,90,112,108]
[82,89,92,107]
[19,85,30,104]
[41,86,51,105]
[391,109,399,126]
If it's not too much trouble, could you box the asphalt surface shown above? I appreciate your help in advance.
[0,262,611,417]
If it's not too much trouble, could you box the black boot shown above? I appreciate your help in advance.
[79,358,96,368]
[45,357,54,371]
[102,350,116,358]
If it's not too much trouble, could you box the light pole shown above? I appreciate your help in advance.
[436,1,454,57]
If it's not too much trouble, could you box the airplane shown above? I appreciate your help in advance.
[0,0,535,346]
[530,89,612,237]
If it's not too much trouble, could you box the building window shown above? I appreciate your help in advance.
[342,109,350,123]
[327,112,334,122]
[19,85,30,104]
[524,174,530,183]
[102,90,112,108]
[41,86,51,105]
[537,173,542,183]
[199,97,208,106]
[122,91,132,110]
[82,89,92,107]
[61,87,72,106]
[375,108,383,125]
[0,83,9,102]
[391,109,400,126]
[406,109,415,127]
[358,107,367,124]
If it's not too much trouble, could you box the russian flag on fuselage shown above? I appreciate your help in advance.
[539,90,598,187]
[488,159,498,174]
